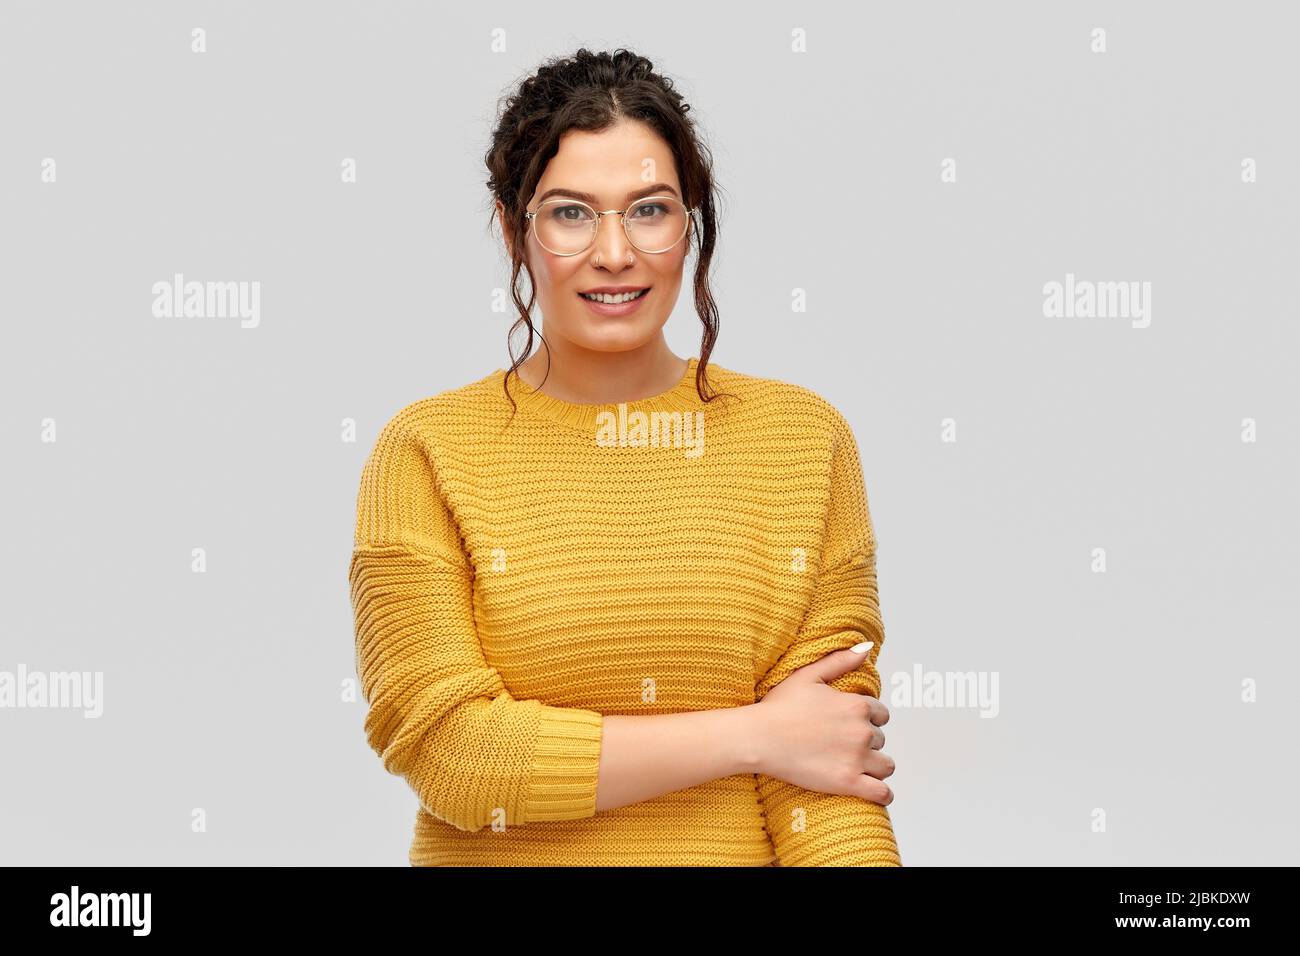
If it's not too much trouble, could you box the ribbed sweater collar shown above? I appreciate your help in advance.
[498,356,702,433]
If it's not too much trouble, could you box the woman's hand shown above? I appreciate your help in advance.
[750,647,895,805]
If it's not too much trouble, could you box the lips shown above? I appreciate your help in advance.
[575,286,653,315]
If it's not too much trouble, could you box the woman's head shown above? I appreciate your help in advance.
[485,48,724,405]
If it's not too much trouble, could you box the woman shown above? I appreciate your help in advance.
[347,48,900,866]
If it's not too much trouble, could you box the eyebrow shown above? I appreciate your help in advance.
[536,182,680,205]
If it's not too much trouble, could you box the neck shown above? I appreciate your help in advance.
[515,342,689,405]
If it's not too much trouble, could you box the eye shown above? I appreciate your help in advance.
[547,204,592,223]
[632,202,669,219]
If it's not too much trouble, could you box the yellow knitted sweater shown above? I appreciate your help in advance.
[347,356,901,866]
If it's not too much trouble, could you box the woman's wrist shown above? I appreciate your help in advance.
[725,702,768,775]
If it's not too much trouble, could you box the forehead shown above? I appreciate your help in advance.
[536,120,680,197]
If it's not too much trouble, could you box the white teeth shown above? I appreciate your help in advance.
[580,289,647,303]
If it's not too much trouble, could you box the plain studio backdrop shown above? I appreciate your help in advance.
[1,0,1297,865]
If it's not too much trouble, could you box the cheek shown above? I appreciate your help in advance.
[653,251,688,289]
[527,245,566,298]
[530,249,588,316]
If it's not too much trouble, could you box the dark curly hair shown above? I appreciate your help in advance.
[484,47,731,419]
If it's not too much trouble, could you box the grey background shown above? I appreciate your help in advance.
[2,0,1296,865]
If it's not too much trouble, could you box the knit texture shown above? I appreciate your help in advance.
[347,356,901,866]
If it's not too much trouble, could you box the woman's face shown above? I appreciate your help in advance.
[500,118,691,355]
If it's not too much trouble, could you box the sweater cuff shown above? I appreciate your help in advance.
[524,706,605,822]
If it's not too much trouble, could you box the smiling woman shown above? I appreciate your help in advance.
[347,47,902,868]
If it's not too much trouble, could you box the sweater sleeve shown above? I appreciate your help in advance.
[753,409,902,866]
[347,415,605,833]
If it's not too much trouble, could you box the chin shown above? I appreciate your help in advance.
[563,327,656,353]
[563,313,657,343]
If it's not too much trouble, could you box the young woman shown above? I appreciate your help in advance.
[348,48,900,866]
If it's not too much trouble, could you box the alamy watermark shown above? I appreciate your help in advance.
[886,663,999,718]
[594,404,704,458]
[0,664,103,717]
[49,886,150,935]
[1043,272,1151,328]
[151,272,260,328]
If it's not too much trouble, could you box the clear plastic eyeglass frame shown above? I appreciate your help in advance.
[523,195,696,256]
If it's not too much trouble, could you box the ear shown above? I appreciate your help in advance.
[496,200,516,259]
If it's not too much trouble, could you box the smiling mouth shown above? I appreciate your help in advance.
[577,288,651,303]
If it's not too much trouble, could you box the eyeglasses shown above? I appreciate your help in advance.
[524,195,695,256]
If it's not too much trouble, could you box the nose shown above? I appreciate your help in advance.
[591,210,634,266]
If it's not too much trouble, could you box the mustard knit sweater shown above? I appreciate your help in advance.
[347,356,901,866]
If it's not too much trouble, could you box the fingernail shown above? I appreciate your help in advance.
[850,641,874,654]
